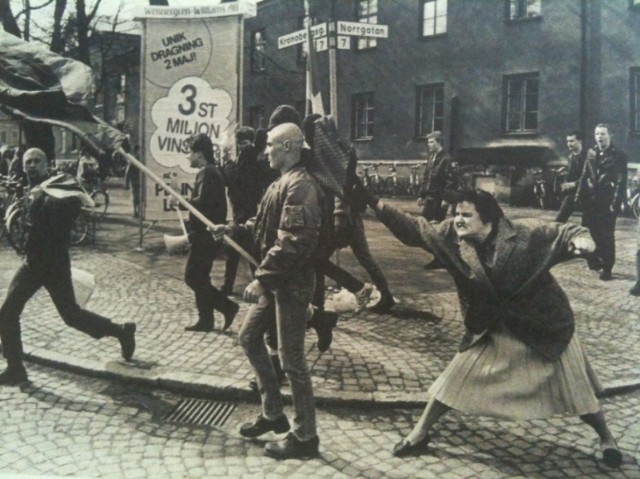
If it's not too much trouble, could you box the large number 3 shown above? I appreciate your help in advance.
[179,84,197,115]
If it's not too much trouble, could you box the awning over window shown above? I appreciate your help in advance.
[457,137,559,166]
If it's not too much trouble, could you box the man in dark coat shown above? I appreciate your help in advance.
[418,130,459,222]
[0,148,136,385]
[181,133,239,332]
[555,130,587,223]
[575,123,628,280]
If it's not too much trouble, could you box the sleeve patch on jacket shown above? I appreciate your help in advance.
[282,205,305,228]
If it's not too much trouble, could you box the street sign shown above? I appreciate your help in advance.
[337,36,350,50]
[278,22,327,49]
[336,21,388,38]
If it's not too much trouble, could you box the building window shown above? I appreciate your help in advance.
[356,0,378,50]
[507,0,541,20]
[352,92,375,139]
[504,73,539,133]
[249,105,265,130]
[421,0,447,37]
[416,84,445,136]
[632,68,640,133]
[251,29,266,73]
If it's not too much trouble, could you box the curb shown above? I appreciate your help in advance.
[23,347,639,409]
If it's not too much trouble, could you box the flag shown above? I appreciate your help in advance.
[0,31,126,154]
[39,173,95,207]
[308,115,350,199]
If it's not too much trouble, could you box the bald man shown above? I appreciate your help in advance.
[0,148,136,386]
[213,123,325,459]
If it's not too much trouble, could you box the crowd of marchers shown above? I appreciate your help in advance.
[0,108,632,467]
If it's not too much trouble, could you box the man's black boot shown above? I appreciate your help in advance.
[222,301,240,332]
[369,293,396,314]
[264,432,319,459]
[310,310,338,353]
[0,364,28,386]
[240,413,290,438]
[118,323,136,361]
[185,318,214,332]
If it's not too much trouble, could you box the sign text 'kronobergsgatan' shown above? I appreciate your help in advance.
[278,23,327,49]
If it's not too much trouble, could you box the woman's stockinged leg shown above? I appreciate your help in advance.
[405,397,451,444]
[580,410,622,468]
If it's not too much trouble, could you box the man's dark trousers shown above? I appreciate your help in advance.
[185,233,235,323]
[0,254,121,364]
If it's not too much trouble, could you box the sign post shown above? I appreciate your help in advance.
[277,16,388,127]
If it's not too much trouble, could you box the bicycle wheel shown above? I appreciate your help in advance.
[6,207,26,255]
[70,211,90,246]
[632,195,640,219]
[90,190,109,220]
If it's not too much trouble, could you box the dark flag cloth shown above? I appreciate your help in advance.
[0,31,126,154]
[309,116,350,199]
[39,173,95,207]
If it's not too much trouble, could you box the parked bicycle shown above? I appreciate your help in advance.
[532,168,549,209]
[621,178,640,219]
[82,175,110,221]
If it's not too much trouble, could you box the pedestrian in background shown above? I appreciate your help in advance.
[555,130,586,223]
[345,169,623,469]
[124,144,141,218]
[417,131,459,223]
[303,113,394,314]
[178,133,239,332]
[0,148,137,385]
[213,122,324,459]
[221,126,263,296]
[576,123,628,280]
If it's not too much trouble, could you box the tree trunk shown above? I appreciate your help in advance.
[0,0,21,37]
[50,0,67,53]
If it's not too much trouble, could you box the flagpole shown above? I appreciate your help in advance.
[117,147,259,267]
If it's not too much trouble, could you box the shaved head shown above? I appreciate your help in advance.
[266,123,305,173]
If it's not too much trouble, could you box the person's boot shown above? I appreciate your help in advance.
[0,362,28,386]
[369,292,396,314]
[185,316,214,332]
[264,432,319,459]
[309,309,338,353]
[118,323,136,361]
[222,301,240,332]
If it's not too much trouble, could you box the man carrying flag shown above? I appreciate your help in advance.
[0,148,136,385]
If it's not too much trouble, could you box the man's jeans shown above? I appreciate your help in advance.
[239,269,317,441]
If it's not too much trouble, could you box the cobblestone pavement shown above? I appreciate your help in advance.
[0,183,638,476]
[0,365,638,478]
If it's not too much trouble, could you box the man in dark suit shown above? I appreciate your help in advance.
[576,124,628,280]
[555,130,587,223]
[417,131,459,222]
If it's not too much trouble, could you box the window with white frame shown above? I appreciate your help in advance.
[356,0,378,50]
[352,92,375,139]
[504,73,539,133]
[422,0,447,37]
[507,0,541,20]
[632,68,640,133]
[416,84,445,136]
[251,29,266,73]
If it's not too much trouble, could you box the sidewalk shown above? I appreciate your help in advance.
[2,179,639,406]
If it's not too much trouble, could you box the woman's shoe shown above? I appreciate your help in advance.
[392,434,430,457]
[601,440,622,468]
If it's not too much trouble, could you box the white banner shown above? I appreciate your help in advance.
[140,14,242,220]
